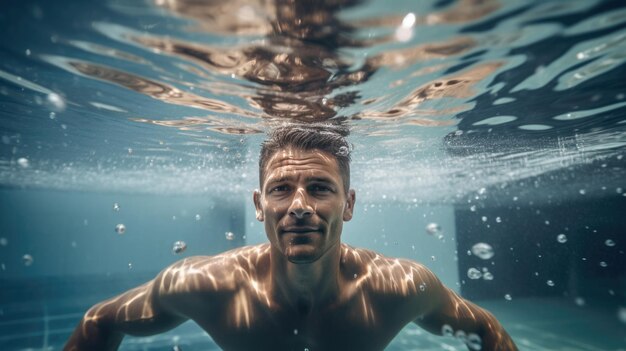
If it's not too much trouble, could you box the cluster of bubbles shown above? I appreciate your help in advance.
[467,267,494,281]
[441,324,482,350]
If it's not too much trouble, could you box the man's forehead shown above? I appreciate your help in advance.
[264,147,340,179]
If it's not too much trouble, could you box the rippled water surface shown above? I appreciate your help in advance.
[2,1,626,349]
[1,0,624,205]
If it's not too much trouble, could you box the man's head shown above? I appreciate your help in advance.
[254,123,356,264]
[258,123,352,194]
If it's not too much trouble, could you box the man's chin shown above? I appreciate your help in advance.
[285,245,320,264]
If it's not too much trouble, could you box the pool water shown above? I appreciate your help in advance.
[1,0,625,349]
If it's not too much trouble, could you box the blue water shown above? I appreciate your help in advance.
[1,0,625,349]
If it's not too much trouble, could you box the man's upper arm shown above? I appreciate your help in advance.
[84,272,186,336]
[409,262,518,350]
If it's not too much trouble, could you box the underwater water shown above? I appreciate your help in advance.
[0,0,625,349]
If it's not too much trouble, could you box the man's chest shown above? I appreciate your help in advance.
[190,295,411,351]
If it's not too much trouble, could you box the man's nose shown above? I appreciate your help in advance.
[289,189,313,219]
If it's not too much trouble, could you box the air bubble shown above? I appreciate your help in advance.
[337,146,349,156]
[115,223,126,234]
[467,333,482,350]
[504,294,512,301]
[195,214,201,221]
[495,217,501,223]
[441,324,454,337]
[46,92,66,111]
[470,205,476,212]
[17,158,29,168]
[605,239,616,247]
[483,272,494,280]
[172,241,187,254]
[575,297,585,306]
[599,261,608,267]
[225,231,235,240]
[113,203,120,211]
[471,242,494,260]
[481,216,487,222]
[546,280,555,287]
[0,238,7,246]
[419,283,426,291]
[22,254,34,266]
[425,223,441,235]
[618,307,626,324]
[579,189,586,195]
[467,268,482,280]
[557,234,567,243]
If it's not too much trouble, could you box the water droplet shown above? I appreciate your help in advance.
[172,241,187,254]
[195,214,201,221]
[575,297,585,306]
[557,234,567,243]
[467,268,482,280]
[115,223,126,234]
[467,333,482,350]
[337,146,349,156]
[599,261,608,267]
[441,324,454,337]
[17,157,29,168]
[483,272,494,280]
[0,237,7,246]
[471,242,494,260]
[425,222,441,235]
[225,231,235,240]
[504,294,512,301]
[605,239,616,247]
[546,280,555,287]
[113,203,120,211]
[22,254,34,266]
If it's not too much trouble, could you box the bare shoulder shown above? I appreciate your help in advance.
[156,243,271,296]
[341,244,443,297]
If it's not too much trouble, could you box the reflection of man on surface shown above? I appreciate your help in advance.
[65,124,518,351]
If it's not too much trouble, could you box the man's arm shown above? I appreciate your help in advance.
[64,263,191,351]
[411,264,518,351]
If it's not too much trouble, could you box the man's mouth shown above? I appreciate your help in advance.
[282,227,321,234]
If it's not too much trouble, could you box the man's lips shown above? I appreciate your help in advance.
[281,227,321,233]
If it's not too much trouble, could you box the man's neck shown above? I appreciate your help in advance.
[269,243,343,314]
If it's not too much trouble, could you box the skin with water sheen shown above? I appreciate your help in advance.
[65,147,518,351]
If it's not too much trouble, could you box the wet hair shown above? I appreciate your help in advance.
[259,123,352,193]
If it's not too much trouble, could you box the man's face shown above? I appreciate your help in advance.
[254,146,355,264]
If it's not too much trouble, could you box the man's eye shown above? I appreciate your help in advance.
[270,185,289,193]
[310,185,332,193]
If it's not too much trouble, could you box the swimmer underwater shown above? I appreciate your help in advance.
[65,124,518,351]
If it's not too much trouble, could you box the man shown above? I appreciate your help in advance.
[65,124,518,351]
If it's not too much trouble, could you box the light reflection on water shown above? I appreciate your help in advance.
[0,0,624,204]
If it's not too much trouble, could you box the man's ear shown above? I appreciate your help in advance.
[343,189,356,221]
[253,190,264,221]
